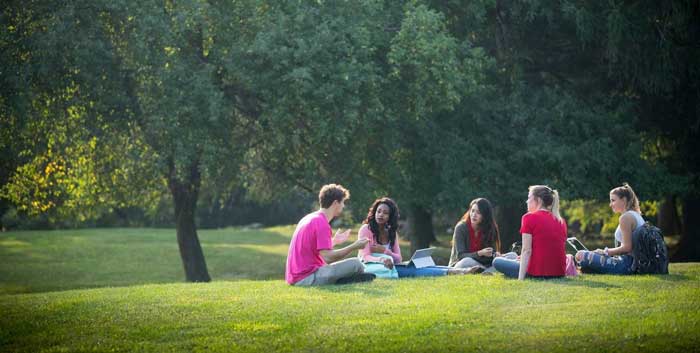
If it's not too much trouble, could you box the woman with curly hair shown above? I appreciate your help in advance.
[358,197,470,277]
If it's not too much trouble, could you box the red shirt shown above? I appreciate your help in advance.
[520,210,567,277]
[467,220,482,253]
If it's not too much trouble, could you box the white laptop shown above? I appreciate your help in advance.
[566,237,589,251]
[404,248,436,268]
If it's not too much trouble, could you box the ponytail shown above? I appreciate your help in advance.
[610,183,641,213]
[529,185,563,223]
[551,189,562,223]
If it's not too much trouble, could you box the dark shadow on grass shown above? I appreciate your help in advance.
[312,283,391,296]
[554,272,690,286]
[529,277,622,289]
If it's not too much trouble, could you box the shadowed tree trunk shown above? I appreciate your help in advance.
[658,195,682,236]
[408,205,436,254]
[671,197,700,262]
[168,158,211,282]
[495,201,523,254]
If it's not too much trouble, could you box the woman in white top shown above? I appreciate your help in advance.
[575,183,645,274]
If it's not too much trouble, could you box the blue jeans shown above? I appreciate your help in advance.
[492,252,564,279]
[492,253,520,278]
[578,251,634,275]
[394,264,450,277]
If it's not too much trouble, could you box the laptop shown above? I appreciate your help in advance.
[566,237,589,252]
[401,248,436,268]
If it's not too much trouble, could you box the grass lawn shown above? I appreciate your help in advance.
[1,227,699,352]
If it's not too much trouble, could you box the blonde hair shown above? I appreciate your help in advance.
[529,185,563,223]
[610,183,641,213]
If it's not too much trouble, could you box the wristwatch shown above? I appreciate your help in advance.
[604,247,609,256]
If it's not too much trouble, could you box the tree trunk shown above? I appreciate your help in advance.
[168,159,211,282]
[657,195,681,236]
[494,201,523,253]
[408,205,436,254]
[671,196,700,262]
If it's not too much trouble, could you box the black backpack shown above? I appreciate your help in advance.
[630,222,669,274]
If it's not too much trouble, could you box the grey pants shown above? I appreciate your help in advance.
[452,257,496,273]
[294,258,365,286]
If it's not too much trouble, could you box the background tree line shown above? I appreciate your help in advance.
[2,0,698,281]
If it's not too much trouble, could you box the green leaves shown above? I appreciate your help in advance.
[1,0,687,230]
[388,3,462,117]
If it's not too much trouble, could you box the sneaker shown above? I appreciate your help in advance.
[447,268,470,275]
[467,266,485,274]
[335,273,376,284]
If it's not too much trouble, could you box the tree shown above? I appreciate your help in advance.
[230,2,476,253]
[418,1,682,251]
[4,0,691,265]
[600,1,700,260]
[1,0,268,281]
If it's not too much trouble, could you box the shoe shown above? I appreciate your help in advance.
[335,273,376,284]
[466,266,485,274]
[447,268,470,275]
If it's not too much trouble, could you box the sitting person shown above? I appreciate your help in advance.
[493,185,568,280]
[575,183,644,275]
[449,198,502,274]
[358,197,470,277]
[286,184,374,286]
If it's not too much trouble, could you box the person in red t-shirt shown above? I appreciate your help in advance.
[493,185,568,280]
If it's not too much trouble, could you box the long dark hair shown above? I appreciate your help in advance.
[459,198,501,252]
[363,197,399,249]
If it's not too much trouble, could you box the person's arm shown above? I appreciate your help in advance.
[357,226,384,263]
[332,229,350,246]
[320,237,369,263]
[518,233,532,281]
[454,223,478,260]
[608,213,634,256]
[385,233,403,264]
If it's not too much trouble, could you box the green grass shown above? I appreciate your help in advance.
[1,227,699,352]
[0,227,297,294]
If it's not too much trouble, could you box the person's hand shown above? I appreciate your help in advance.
[370,244,385,253]
[478,247,493,257]
[594,248,605,255]
[493,251,501,257]
[353,238,369,250]
[332,229,351,245]
[382,257,394,269]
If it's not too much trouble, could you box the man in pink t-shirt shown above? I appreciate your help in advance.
[286,184,373,285]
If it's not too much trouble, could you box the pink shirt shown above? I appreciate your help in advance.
[285,211,333,284]
[357,224,402,264]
